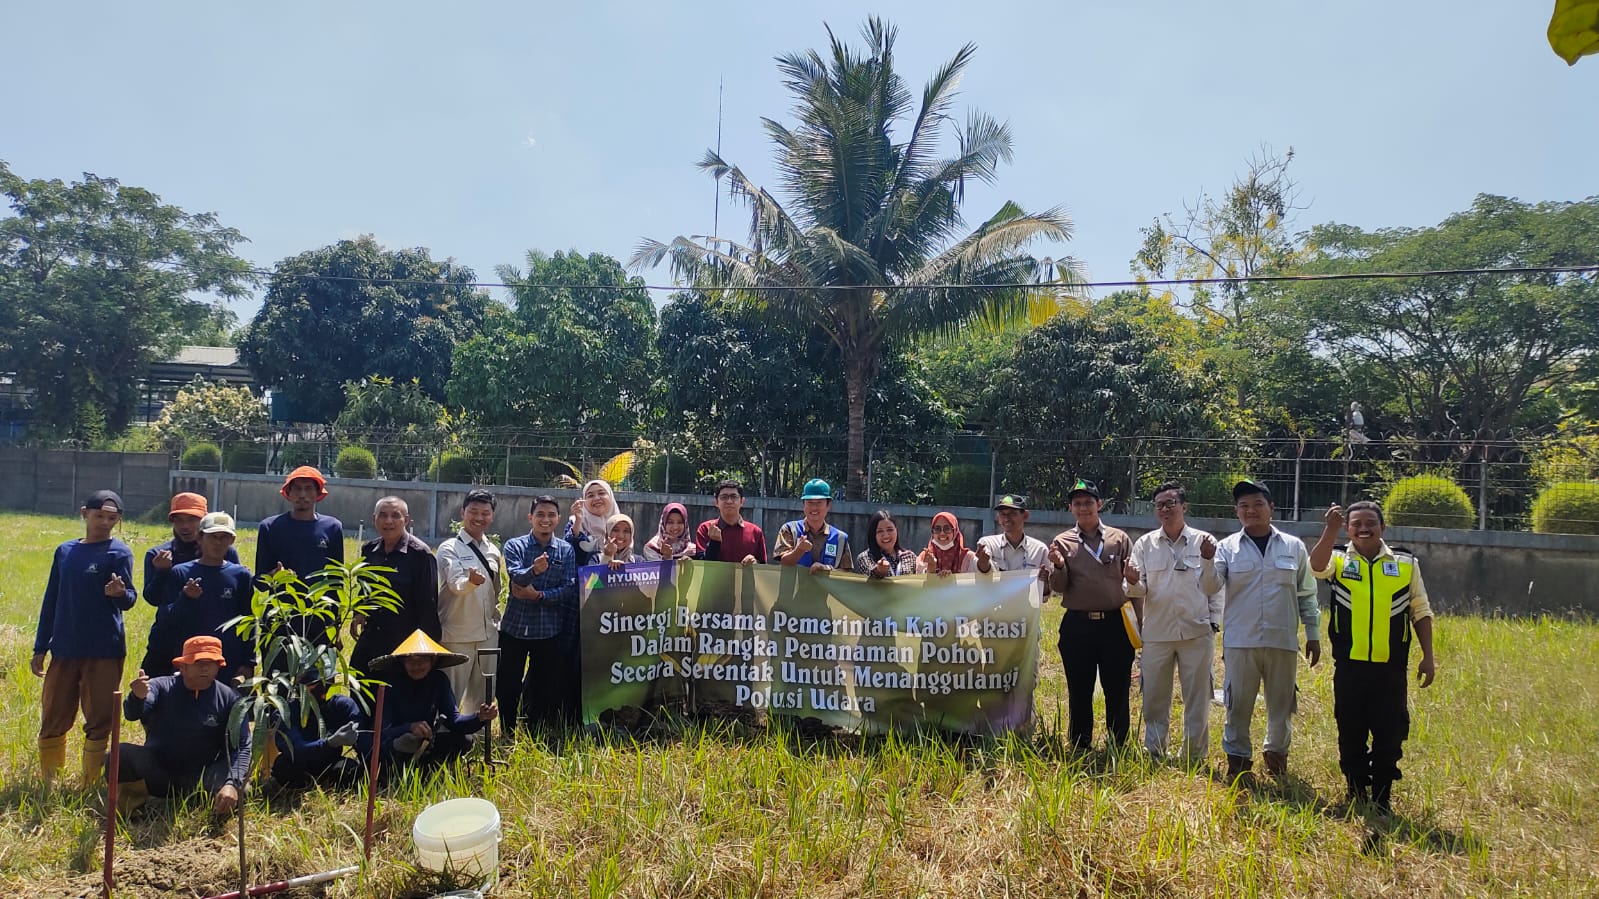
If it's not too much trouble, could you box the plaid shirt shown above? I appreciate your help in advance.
[499,532,576,641]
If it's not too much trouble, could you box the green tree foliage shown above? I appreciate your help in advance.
[151,377,267,451]
[635,19,1071,499]
[334,445,377,480]
[181,442,222,470]
[1288,195,1599,440]
[0,162,252,439]
[447,250,658,441]
[333,377,445,480]
[238,236,490,424]
[1531,480,1599,534]
[429,451,476,484]
[1383,475,1476,529]
[656,290,956,498]
[223,441,269,474]
[983,308,1235,507]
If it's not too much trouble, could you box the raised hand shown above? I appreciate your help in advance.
[1048,547,1067,571]
[104,573,127,598]
[152,549,174,571]
[130,668,151,700]
[874,557,892,578]
[1122,560,1140,585]
[1200,534,1217,560]
[1324,505,1345,530]
[532,552,550,575]
[794,534,813,557]
[974,542,991,566]
[467,566,487,586]
[706,522,723,542]
[183,577,203,598]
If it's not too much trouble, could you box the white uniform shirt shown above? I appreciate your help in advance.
[435,531,504,644]
[1124,525,1223,642]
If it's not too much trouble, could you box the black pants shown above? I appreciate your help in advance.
[1333,659,1409,787]
[497,632,572,733]
[271,746,364,789]
[1058,611,1136,750]
[115,743,235,797]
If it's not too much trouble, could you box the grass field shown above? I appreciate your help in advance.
[0,511,1595,898]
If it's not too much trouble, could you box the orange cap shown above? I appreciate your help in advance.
[280,465,329,500]
[172,635,227,668]
[168,492,208,520]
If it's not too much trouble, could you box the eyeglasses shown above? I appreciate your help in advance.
[1154,500,1183,509]
[931,525,955,533]
[715,494,740,501]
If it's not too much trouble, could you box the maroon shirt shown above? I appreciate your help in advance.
[696,517,768,564]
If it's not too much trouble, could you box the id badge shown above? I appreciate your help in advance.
[1341,558,1361,581]
[1381,560,1400,578]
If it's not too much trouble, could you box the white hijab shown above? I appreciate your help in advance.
[575,479,619,552]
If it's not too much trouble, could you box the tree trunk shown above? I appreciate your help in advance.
[845,357,870,500]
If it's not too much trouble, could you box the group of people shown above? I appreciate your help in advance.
[30,464,1438,817]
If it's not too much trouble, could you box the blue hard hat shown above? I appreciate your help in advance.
[800,478,833,500]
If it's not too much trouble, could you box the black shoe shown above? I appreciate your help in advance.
[1345,776,1369,807]
[1225,754,1253,785]
[1371,781,1393,815]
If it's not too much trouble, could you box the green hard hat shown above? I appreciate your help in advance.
[800,478,833,500]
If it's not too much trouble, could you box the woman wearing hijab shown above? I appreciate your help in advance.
[565,479,619,567]
[598,513,636,569]
[642,502,698,561]
[918,511,977,575]
[856,510,920,579]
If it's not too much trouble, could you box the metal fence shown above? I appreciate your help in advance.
[155,428,1599,534]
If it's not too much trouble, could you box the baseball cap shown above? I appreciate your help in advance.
[1066,480,1101,500]
[199,511,237,536]
[800,478,833,500]
[169,492,208,519]
[993,494,1028,511]
[82,490,123,513]
[1232,479,1273,501]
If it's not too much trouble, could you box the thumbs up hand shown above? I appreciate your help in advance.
[131,669,150,700]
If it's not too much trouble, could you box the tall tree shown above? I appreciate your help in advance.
[0,162,252,439]
[634,18,1071,499]
[446,250,658,440]
[1289,194,1599,441]
[237,236,490,424]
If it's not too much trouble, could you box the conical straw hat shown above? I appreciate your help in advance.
[368,629,469,673]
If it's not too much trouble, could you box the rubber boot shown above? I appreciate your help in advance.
[1225,754,1252,785]
[38,735,67,783]
[1262,749,1288,777]
[115,779,150,817]
[80,738,109,788]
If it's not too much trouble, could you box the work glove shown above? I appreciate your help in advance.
[325,722,359,748]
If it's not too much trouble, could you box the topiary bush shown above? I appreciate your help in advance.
[643,453,698,493]
[181,442,222,471]
[223,441,270,474]
[429,451,476,484]
[933,464,990,507]
[277,441,323,474]
[1383,474,1475,529]
[1530,480,1599,535]
[334,445,378,480]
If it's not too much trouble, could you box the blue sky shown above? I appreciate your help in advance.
[4,1,1595,318]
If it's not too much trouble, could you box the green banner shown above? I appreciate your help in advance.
[579,560,1042,735]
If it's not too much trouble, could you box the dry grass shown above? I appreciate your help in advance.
[0,512,1594,897]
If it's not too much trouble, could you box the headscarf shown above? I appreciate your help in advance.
[646,502,694,559]
[575,479,619,553]
[604,512,636,562]
[925,511,967,574]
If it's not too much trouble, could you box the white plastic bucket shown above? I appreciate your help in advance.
[412,798,501,881]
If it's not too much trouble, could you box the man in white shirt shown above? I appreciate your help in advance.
[435,489,505,710]
[974,493,1051,586]
[1124,482,1222,763]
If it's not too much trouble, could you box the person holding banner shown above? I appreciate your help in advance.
[1047,479,1141,752]
[697,481,766,565]
[774,479,854,573]
[1123,483,1222,764]
[599,513,638,568]
[1200,479,1320,784]
[856,510,920,578]
[918,512,977,574]
[975,494,1052,586]
[500,495,579,732]
[643,503,698,561]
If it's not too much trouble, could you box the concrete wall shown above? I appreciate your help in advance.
[0,448,170,518]
[172,470,1599,618]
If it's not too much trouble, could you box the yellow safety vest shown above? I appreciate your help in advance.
[1328,548,1414,664]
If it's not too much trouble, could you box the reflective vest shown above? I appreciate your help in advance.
[786,521,844,568]
[1327,547,1415,664]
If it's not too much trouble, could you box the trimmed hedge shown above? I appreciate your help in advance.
[334,445,378,480]
[429,451,476,484]
[1531,480,1599,535]
[643,453,697,493]
[277,442,322,473]
[181,442,222,470]
[223,441,269,474]
[1383,475,1475,529]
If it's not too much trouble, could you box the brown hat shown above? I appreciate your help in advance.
[281,465,329,500]
[368,629,468,674]
[173,635,227,668]
[169,492,208,520]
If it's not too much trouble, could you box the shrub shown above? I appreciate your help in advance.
[277,441,323,473]
[429,451,476,484]
[643,453,698,493]
[933,464,990,507]
[1383,475,1475,529]
[223,441,270,474]
[1185,472,1253,518]
[1531,480,1599,535]
[334,445,378,480]
[181,442,222,471]
[502,453,547,487]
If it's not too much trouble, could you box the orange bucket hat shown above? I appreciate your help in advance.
[168,492,208,519]
[281,465,329,500]
[172,635,227,668]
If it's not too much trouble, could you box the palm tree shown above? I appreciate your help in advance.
[633,18,1075,499]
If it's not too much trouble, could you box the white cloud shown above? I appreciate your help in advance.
[523,134,537,149]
